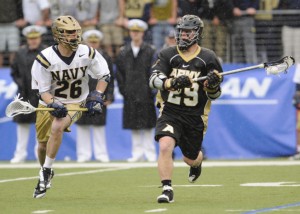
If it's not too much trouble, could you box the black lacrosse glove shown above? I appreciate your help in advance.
[85,90,104,116]
[164,75,192,90]
[293,92,300,109]
[47,102,68,118]
[204,70,223,93]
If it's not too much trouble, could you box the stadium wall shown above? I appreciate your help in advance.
[0,64,296,161]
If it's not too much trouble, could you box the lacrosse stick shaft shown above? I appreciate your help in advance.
[36,107,88,111]
[193,63,264,82]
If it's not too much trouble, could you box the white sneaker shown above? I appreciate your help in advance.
[10,156,25,164]
[127,156,144,162]
[77,158,90,163]
[157,185,174,203]
[96,157,109,163]
[33,167,54,198]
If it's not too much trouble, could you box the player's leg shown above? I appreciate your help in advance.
[157,136,175,203]
[34,107,54,198]
[33,104,82,198]
[179,121,204,183]
[155,114,180,203]
[184,151,204,183]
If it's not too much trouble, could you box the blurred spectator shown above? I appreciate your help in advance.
[10,25,47,163]
[255,0,280,62]
[115,19,157,162]
[98,0,124,60]
[122,0,152,24]
[231,0,259,64]
[75,29,114,163]
[48,0,76,20]
[22,0,51,46]
[73,0,99,32]
[177,0,202,16]
[277,0,300,63]
[198,0,234,63]
[121,0,152,44]
[148,0,178,50]
[0,0,23,67]
[291,63,300,160]
[47,0,77,45]
[162,28,176,49]
[22,0,51,27]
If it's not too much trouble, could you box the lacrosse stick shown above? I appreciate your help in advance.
[5,94,88,118]
[193,56,295,82]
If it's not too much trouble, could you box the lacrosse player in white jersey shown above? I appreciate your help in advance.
[31,15,110,198]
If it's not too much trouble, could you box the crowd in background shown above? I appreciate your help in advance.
[1,0,300,163]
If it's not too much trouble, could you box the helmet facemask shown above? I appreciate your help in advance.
[52,16,82,51]
[175,15,204,51]
[176,28,201,51]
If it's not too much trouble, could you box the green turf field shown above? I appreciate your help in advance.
[0,160,300,214]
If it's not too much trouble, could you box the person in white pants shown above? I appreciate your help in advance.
[76,125,109,162]
[10,25,46,163]
[75,29,114,163]
[11,124,38,163]
[128,129,157,162]
[115,19,158,162]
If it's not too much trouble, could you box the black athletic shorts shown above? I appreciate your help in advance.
[155,108,204,160]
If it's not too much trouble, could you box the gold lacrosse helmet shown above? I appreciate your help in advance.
[52,15,82,51]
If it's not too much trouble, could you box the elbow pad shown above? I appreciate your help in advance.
[149,71,167,90]
[98,74,111,83]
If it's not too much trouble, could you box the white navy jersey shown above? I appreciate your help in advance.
[32,44,110,105]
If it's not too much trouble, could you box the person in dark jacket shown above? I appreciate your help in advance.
[115,19,157,162]
[197,0,234,62]
[10,25,47,163]
[75,29,114,163]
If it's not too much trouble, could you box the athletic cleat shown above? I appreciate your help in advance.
[33,180,47,198]
[46,169,54,189]
[33,167,54,198]
[188,163,202,183]
[157,185,174,203]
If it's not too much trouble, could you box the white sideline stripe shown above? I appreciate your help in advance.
[145,208,167,213]
[32,210,54,214]
[0,167,130,184]
[213,99,278,105]
[140,184,222,188]
[0,160,300,169]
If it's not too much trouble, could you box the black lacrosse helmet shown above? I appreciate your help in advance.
[175,15,204,51]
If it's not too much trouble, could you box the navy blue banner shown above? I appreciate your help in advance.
[0,64,296,161]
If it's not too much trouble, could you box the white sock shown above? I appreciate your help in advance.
[43,156,55,168]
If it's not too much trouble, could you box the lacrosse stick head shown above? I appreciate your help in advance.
[264,56,295,75]
[5,95,36,117]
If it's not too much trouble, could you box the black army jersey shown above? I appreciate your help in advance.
[152,45,223,115]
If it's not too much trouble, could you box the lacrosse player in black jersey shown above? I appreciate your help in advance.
[149,14,223,203]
